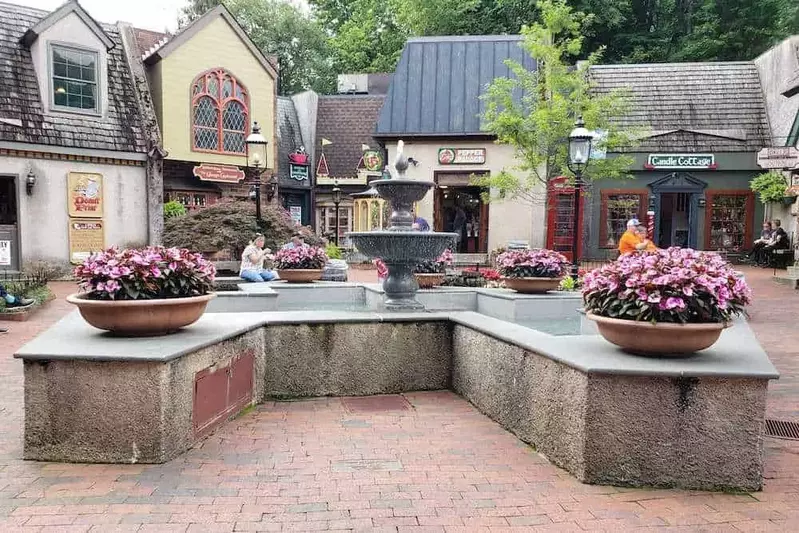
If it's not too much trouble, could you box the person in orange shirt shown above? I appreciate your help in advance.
[637,225,657,251]
[618,219,653,255]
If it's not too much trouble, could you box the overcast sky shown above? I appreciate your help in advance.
[15,0,189,32]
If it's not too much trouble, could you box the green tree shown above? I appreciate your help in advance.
[180,0,334,94]
[475,0,640,206]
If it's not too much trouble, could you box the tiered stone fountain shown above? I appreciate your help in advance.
[348,141,457,309]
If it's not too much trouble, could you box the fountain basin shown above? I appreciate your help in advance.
[371,179,436,209]
[347,231,457,263]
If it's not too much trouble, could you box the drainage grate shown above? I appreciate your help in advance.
[765,419,799,440]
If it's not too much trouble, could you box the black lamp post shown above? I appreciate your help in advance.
[245,121,268,221]
[332,179,342,245]
[566,116,593,280]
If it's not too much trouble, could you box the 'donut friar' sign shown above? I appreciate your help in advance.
[193,164,246,183]
[645,154,716,170]
[67,172,103,218]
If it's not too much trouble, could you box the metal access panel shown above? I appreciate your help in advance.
[192,350,255,438]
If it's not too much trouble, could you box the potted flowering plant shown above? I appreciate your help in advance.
[582,247,751,356]
[413,249,453,288]
[69,246,216,336]
[274,246,329,283]
[496,248,570,293]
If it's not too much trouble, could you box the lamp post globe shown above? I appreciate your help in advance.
[245,121,269,221]
[566,116,593,280]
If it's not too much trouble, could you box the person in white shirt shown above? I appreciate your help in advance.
[239,234,278,282]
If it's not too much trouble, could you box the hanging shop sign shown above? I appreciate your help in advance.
[358,150,384,172]
[757,147,799,170]
[644,154,716,170]
[67,172,103,218]
[192,164,246,183]
[438,148,486,165]
[69,219,105,264]
[289,164,309,181]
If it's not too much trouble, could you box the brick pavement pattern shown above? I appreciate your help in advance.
[0,272,797,532]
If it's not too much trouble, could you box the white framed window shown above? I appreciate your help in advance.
[50,44,99,113]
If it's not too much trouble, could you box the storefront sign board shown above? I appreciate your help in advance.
[193,164,246,183]
[438,148,486,165]
[67,172,103,218]
[290,206,302,225]
[757,147,799,169]
[0,240,10,266]
[289,164,309,181]
[645,154,716,170]
[69,218,105,264]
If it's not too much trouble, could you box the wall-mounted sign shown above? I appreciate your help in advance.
[757,147,799,170]
[289,164,309,181]
[69,218,105,264]
[0,240,10,266]
[358,150,384,172]
[644,154,716,170]
[317,175,368,186]
[67,172,103,218]
[438,148,486,165]
[290,206,302,225]
[193,164,245,183]
[316,153,330,178]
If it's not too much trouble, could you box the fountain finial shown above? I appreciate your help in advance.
[394,140,408,175]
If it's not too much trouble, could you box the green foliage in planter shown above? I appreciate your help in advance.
[163,200,187,219]
[325,242,343,259]
[750,171,788,204]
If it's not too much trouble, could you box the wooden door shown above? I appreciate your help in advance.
[545,177,583,261]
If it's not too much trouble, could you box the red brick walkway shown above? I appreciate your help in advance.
[0,273,798,532]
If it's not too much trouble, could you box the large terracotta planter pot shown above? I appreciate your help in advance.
[586,312,729,356]
[67,293,216,337]
[415,273,445,288]
[277,269,323,283]
[502,276,562,294]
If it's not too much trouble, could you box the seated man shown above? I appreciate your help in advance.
[760,218,790,266]
[413,216,430,232]
[281,234,307,250]
[636,225,657,251]
[0,283,33,308]
[618,219,653,255]
[239,234,278,282]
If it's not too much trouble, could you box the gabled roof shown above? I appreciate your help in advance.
[316,95,385,181]
[591,62,771,152]
[133,27,170,59]
[142,5,278,80]
[375,35,536,138]
[20,0,114,50]
[0,1,147,153]
[276,97,304,181]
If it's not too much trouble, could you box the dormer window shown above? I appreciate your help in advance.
[51,45,99,112]
[191,69,249,154]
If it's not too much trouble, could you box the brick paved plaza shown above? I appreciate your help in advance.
[1,268,798,532]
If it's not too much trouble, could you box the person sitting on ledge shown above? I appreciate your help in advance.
[636,225,657,251]
[0,283,33,308]
[239,233,278,282]
[413,216,430,231]
[281,233,307,250]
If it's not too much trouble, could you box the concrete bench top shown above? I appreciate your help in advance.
[15,309,779,380]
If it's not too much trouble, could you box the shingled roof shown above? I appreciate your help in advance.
[276,96,304,181]
[0,1,147,153]
[316,95,385,180]
[591,62,771,152]
[375,35,536,138]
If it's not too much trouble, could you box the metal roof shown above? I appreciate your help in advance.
[375,35,535,138]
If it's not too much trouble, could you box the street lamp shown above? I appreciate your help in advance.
[332,179,342,245]
[566,116,593,281]
[245,121,268,221]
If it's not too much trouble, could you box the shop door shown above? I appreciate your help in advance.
[545,177,583,261]
[434,185,488,253]
[0,177,19,271]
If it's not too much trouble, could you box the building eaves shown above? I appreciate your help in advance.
[19,0,114,50]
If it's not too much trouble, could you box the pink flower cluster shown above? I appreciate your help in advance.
[582,247,751,323]
[274,246,329,270]
[74,246,216,301]
[496,248,570,279]
[436,248,454,266]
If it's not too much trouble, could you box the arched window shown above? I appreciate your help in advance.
[191,69,249,154]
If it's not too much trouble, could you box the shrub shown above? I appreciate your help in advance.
[23,260,68,286]
[582,247,751,324]
[163,200,297,257]
[496,249,569,279]
[750,171,788,204]
[163,200,187,219]
[74,246,216,301]
[413,249,453,274]
[274,246,328,270]
[325,242,343,260]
